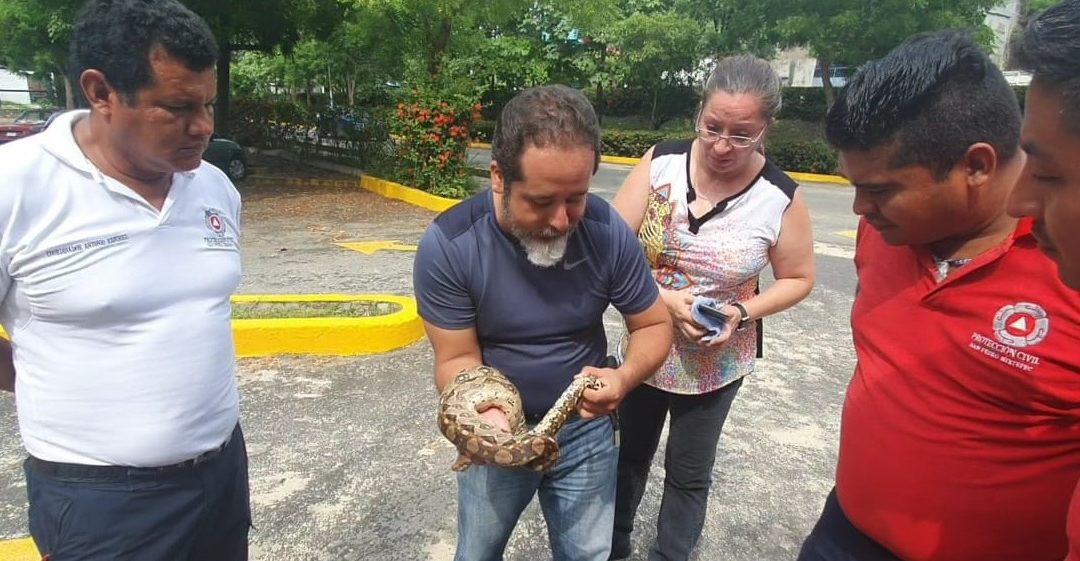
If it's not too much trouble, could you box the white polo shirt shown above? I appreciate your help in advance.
[0,110,242,466]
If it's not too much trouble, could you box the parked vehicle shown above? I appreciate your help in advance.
[0,108,58,144]
[203,135,248,181]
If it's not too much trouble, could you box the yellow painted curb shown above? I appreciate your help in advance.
[788,171,850,185]
[358,175,459,213]
[600,154,642,166]
[470,142,492,149]
[231,294,423,357]
[0,538,37,561]
[0,295,425,356]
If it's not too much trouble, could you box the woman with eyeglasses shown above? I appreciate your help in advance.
[609,54,816,561]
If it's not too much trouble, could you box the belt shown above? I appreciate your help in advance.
[27,432,233,480]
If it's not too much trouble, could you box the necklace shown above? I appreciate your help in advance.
[931,254,973,281]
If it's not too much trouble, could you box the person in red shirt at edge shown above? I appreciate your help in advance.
[1006,1,1080,560]
[796,30,1080,561]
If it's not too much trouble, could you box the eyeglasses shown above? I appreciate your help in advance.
[693,125,767,149]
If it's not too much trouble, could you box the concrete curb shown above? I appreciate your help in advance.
[231,294,424,357]
[0,537,36,561]
[0,294,424,357]
[468,142,849,185]
[787,171,850,185]
[358,175,459,213]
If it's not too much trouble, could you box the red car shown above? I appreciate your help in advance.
[0,108,56,144]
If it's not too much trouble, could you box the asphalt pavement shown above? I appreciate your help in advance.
[0,153,860,561]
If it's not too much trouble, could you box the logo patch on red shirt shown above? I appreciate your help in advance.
[993,302,1050,347]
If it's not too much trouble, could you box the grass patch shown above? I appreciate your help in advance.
[232,300,401,319]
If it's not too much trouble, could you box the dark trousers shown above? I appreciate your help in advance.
[797,489,902,561]
[25,424,251,561]
[613,379,743,561]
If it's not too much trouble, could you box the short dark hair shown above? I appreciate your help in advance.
[826,31,1021,179]
[71,0,219,104]
[1015,0,1080,135]
[492,85,601,185]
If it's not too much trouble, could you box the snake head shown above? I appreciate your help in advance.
[582,375,605,391]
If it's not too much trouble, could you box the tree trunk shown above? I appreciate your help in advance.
[650,87,659,130]
[62,73,76,109]
[820,58,836,109]
[215,47,232,136]
[429,17,452,79]
[595,47,606,124]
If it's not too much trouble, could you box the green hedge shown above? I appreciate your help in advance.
[596,121,838,175]
[779,88,828,122]
[472,120,496,142]
[776,85,1030,123]
[601,129,675,159]
[473,119,838,175]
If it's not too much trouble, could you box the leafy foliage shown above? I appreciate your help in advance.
[388,89,482,198]
[778,0,1001,105]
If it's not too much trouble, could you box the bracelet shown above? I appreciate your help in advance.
[731,302,751,331]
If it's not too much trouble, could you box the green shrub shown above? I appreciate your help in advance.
[231,98,311,148]
[602,129,684,158]
[388,89,481,198]
[472,120,495,142]
[779,87,828,122]
[1014,85,1027,112]
[596,121,837,174]
[765,120,837,174]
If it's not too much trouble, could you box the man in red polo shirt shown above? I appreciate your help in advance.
[1007,1,1080,560]
[797,30,1080,561]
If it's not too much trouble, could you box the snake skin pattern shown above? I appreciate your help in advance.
[437,365,604,472]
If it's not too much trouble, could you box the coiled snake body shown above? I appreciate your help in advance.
[437,365,604,472]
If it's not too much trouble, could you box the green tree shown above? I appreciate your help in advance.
[780,0,999,107]
[182,0,344,133]
[674,0,785,59]
[0,0,79,107]
[605,10,703,129]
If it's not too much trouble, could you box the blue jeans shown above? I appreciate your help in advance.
[613,379,743,561]
[454,415,618,561]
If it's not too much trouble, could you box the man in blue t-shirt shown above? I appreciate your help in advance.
[414,85,672,561]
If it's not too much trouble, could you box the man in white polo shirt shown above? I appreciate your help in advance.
[0,0,248,559]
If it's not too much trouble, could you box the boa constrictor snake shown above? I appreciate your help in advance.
[437,365,604,472]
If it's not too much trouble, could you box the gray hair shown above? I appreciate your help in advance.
[492,85,601,185]
[701,55,782,122]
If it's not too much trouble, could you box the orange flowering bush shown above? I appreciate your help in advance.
[390,90,483,198]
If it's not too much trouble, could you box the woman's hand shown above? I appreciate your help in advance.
[701,304,742,347]
[659,288,707,342]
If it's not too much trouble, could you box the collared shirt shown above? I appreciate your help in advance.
[0,110,242,466]
[838,217,1080,561]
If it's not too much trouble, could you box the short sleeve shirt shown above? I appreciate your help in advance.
[639,140,796,393]
[414,190,659,416]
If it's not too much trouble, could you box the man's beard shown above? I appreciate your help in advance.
[502,195,573,267]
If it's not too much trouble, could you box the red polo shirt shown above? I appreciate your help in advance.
[838,218,1080,561]
[1068,488,1080,561]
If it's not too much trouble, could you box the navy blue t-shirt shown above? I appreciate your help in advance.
[413,189,659,416]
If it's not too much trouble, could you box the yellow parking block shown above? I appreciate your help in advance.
[0,538,38,561]
[837,230,858,240]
